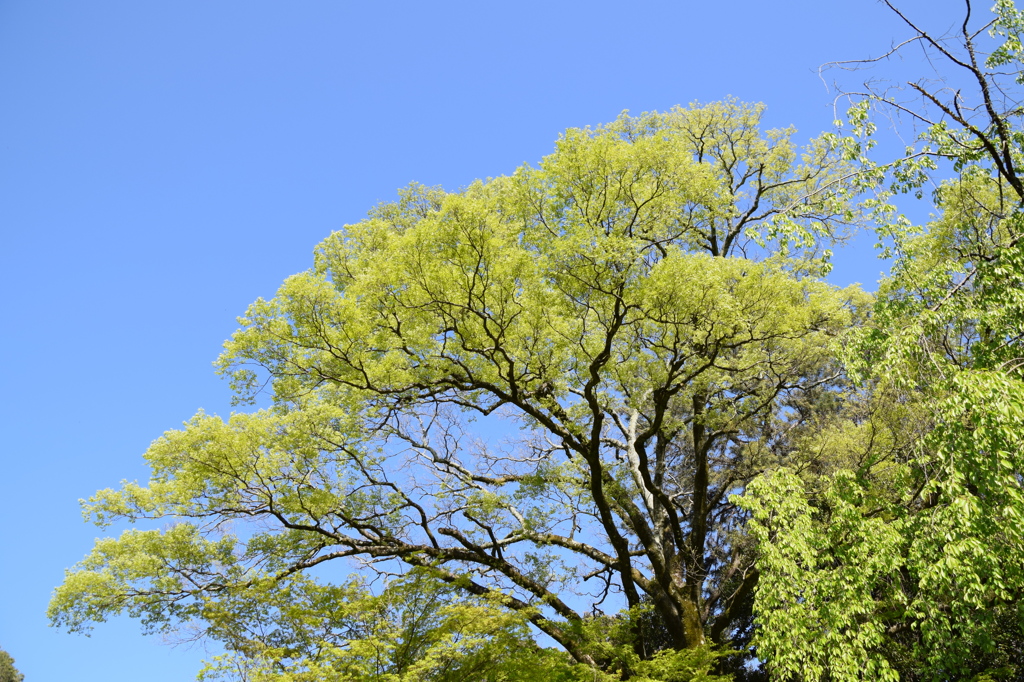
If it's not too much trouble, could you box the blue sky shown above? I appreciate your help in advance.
[0,0,957,679]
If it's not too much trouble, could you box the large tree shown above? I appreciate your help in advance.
[50,101,861,679]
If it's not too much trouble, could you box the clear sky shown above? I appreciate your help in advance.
[0,1,957,679]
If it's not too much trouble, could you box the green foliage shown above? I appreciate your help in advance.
[737,470,904,682]
[194,571,580,682]
[572,606,733,682]
[0,647,24,682]
[737,2,1024,679]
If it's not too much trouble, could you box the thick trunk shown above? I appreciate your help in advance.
[675,397,712,647]
[680,595,706,648]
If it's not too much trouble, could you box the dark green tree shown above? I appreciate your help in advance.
[0,646,24,682]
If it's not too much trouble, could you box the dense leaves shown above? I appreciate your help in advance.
[740,2,1024,679]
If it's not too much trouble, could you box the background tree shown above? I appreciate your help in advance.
[0,647,24,682]
[741,1,1024,679]
[50,101,862,679]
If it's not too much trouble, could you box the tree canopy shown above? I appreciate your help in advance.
[49,2,1024,679]
[50,100,862,679]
